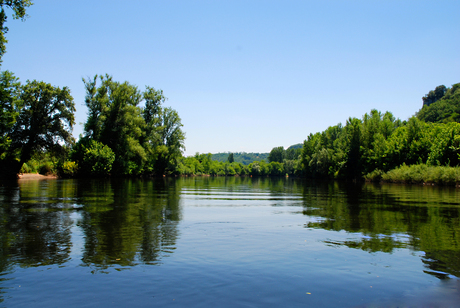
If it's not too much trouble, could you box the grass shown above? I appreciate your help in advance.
[365,164,460,186]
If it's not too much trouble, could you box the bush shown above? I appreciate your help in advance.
[379,164,460,185]
[39,162,53,175]
[364,169,384,182]
[82,141,115,176]
[70,139,115,176]
[58,161,79,178]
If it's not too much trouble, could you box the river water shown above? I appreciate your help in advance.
[0,177,459,307]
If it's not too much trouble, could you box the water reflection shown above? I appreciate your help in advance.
[301,181,460,279]
[1,177,460,282]
[78,179,181,269]
[0,178,181,272]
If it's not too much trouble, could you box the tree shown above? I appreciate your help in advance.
[228,152,234,163]
[9,80,75,172]
[417,83,460,123]
[342,117,363,179]
[0,0,33,63]
[153,107,185,175]
[82,75,146,175]
[81,140,115,176]
[82,75,185,176]
[422,85,447,107]
[268,146,285,163]
[0,70,20,158]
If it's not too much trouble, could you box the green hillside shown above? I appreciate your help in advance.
[211,152,269,165]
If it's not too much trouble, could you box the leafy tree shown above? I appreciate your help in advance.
[417,83,460,123]
[268,146,285,163]
[211,152,269,165]
[228,152,234,163]
[341,117,363,179]
[82,140,115,176]
[9,80,75,172]
[83,75,146,175]
[0,70,20,158]
[152,107,185,174]
[0,0,33,63]
[285,147,301,160]
[422,85,447,107]
[82,75,185,176]
[426,122,460,166]
[268,161,284,176]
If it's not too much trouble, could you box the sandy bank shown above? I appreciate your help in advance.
[18,173,58,180]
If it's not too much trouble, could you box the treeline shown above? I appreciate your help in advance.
[175,152,300,176]
[4,77,460,179]
[211,152,269,165]
[300,83,460,181]
[0,73,186,178]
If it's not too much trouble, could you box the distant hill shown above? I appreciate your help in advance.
[287,143,302,150]
[212,143,302,165]
[417,83,460,123]
[211,152,269,165]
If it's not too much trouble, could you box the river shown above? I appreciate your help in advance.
[0,177,459,307]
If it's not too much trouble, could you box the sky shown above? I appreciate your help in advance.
[2,0,459,156]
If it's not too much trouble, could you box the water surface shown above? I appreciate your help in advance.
[0,177,459,307]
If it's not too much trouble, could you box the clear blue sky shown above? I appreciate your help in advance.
[2,0,459,155]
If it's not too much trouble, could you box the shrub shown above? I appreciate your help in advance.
[39,162,53,175]
[58,161,79,178]
[79,140,115,176]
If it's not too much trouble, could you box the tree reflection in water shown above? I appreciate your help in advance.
[1,177,459,281]
[301,181,460,279]
[0,178,181,273]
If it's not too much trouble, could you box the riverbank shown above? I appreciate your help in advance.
[18,173,58,180]
[364,164,460,186]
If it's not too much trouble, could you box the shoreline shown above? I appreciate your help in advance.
[18,173,58,180]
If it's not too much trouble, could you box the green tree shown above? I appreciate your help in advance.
[9,80,75,172]
[0,0,33,63]
[422,85,447,107]
[82,140,115,176]
[0,70,20,158]
[228,152,234,163]
[83,75,185,176]
[417,83,460,123]
[341,117,363,179]
[82,75,146,175]
[153,107,185,175]
[268,146,285,163]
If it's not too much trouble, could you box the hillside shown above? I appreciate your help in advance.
[211,152,269,165]
[417,83,460,123]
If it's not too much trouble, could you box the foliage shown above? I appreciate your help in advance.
[58,160,78,178]
[70,138,114,176]
[422,85,447,107]
[82,75,185,176]
[268,146,285,163]
[0,78,75,175]
[211,152,269,165]
[227,152,234,163]
[82,140,115,176]
[0,70,19,159]
[11,80,75,165]
[19,151,58,175]
[417,83,460,123]
[369,164,460,185]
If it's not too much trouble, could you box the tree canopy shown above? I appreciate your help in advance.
[417,83,460,123]
[78,74,185,176]
[0,73,75,175]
